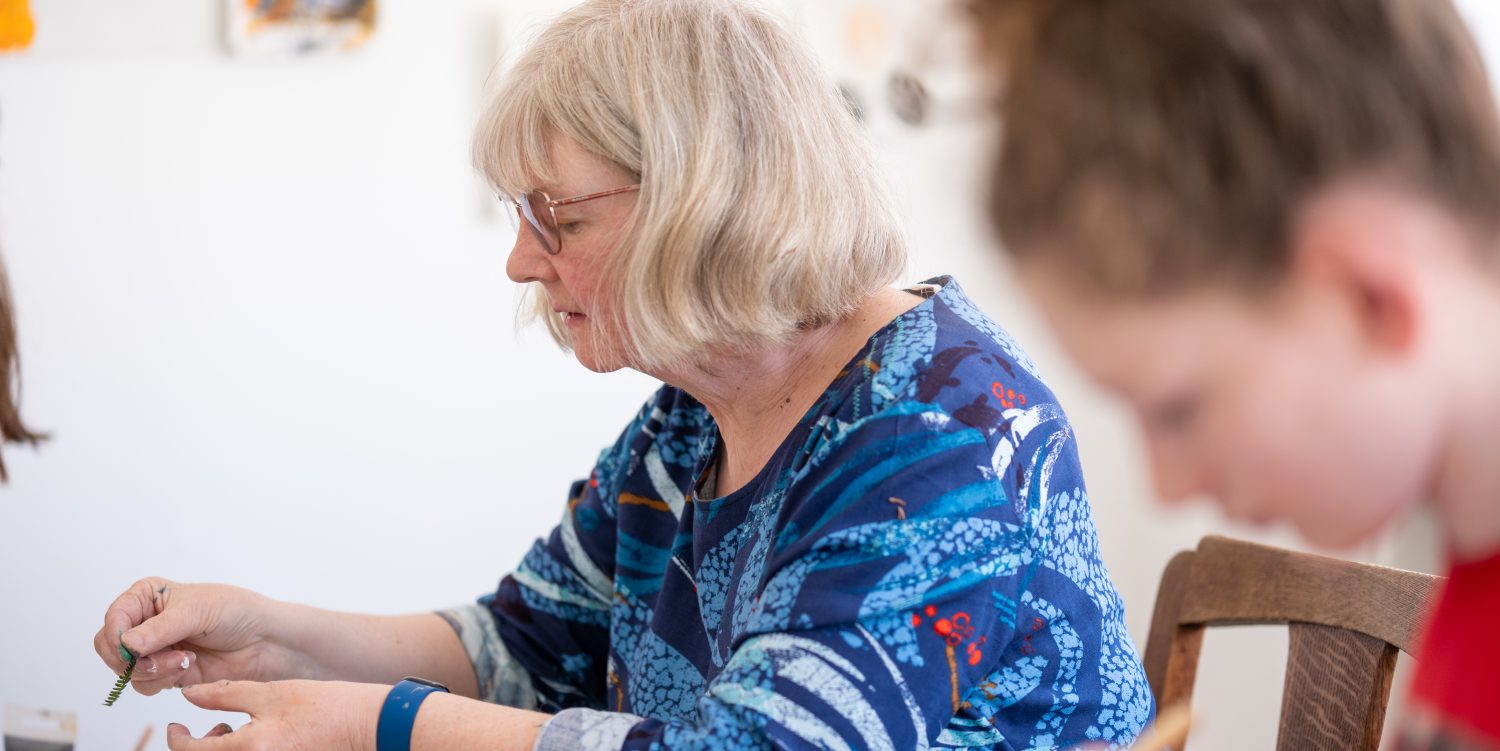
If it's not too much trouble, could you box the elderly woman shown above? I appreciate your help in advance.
[93,1,1151,749]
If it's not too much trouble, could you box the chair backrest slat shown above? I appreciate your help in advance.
[1278,623,1399,751]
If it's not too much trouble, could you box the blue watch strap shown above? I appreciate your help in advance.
[377,677,449,751]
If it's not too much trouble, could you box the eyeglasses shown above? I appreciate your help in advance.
[505,184,640,255]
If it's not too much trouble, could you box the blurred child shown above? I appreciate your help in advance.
[975,0,1500,747]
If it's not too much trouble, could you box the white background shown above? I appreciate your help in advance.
[3,1,1494,749]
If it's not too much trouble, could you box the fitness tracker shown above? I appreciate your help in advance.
[376,676,450,751]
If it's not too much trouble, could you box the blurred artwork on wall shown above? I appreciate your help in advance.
[226,0,376,58]
[4,704,76,751]
[0,0,35,53]
[801,0,986,131]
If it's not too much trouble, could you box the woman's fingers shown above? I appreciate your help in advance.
[119,586,210,660]
[95,578,220,700]
[167,683,260,749]
[128,650,198,695]
[95,577,174,671]
[182,680,266,714]
[93,628,126,674]
[166,722,238,751]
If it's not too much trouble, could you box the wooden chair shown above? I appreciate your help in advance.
[1142,535,1442,751]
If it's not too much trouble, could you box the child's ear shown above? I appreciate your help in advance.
[1289,186,1424,356]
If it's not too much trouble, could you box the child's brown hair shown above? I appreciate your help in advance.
[977,0,1500,295]
[0,259,42,480]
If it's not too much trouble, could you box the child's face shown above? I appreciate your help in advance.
[1024,264,1439,549]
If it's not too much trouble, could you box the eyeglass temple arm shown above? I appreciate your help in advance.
[550,184,641,207]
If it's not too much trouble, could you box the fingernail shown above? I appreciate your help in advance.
[145,656,159,674]
[179,654,191,670]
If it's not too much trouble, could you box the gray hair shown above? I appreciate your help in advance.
[475,0,908,370]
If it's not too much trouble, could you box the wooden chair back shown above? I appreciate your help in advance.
[1142,535,1442,751]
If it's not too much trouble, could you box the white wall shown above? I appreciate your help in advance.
[0,2,1488,749]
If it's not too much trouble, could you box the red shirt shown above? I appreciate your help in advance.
[1404,547,1500,749]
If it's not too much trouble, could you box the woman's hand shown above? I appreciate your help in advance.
[93,577,291,695]
[166,680,385,751]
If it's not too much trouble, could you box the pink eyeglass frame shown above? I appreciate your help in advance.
[508,184,641,255]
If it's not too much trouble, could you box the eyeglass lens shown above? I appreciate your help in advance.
[513,192,559,254]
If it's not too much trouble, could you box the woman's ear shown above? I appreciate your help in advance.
[1289,185,1430,356]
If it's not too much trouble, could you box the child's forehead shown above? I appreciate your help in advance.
[1024,265,1265,387]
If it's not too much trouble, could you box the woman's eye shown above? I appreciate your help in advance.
[557,221,585,235]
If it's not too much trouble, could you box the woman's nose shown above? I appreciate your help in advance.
[506,226,558,284]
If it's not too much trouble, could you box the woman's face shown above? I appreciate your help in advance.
[505,136,640,373]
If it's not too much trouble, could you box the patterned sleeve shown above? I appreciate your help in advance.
[537,398,1152,749]
[436,401,650,711]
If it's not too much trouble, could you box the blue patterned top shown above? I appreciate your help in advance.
[440,277,1153,750]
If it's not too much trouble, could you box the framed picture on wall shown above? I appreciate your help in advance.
[226,0,377,58]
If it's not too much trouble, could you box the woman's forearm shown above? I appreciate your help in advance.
[411,693,548,751]
[265,604,480,698]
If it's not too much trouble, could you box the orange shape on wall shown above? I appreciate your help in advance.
[0,0,35,52]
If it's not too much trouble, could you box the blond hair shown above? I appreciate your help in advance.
[475,0,906,370]
[977,0,1500,295]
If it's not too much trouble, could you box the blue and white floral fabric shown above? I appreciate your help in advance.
[440,277,1153,750]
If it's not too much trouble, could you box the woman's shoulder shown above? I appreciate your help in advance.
[782,278,1080,536]
[928,277,1048,385]
[861,276,1067,436]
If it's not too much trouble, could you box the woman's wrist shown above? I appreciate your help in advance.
[409,691,548,751]
[255,597,359,681]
